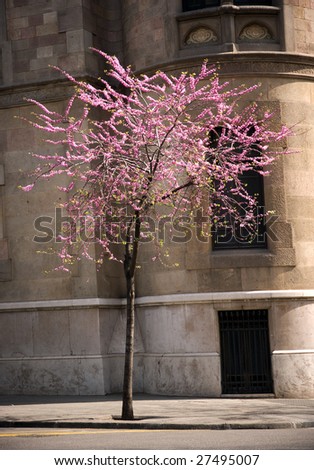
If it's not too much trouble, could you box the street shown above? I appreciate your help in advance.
[0,427,313,450]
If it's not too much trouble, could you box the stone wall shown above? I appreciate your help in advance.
[283,0,314,55]
[1,0,123,88]
[1,293,313,397]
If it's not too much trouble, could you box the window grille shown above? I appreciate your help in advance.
[219,309,273,394]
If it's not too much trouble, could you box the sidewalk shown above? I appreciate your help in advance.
[0,394,314,430]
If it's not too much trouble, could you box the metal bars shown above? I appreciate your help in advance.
[219,309,273,394]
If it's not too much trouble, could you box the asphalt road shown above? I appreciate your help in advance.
[0,427,313,450]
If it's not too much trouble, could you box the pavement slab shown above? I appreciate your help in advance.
[0,395,313,430]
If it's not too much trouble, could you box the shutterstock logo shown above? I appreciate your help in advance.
[33,207,280,245]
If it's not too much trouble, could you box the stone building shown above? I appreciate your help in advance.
[0,0,313,398]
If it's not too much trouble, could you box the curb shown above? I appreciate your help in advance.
[1,421,314,430]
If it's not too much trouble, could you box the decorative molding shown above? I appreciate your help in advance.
[138,53,314,81]
[177,5,279,22]
[185,27,218,45]
[0,352,220,362]
[0,76,98,109]
[0,297,124,311]
[272,350,314,355]
[239,23,272,41]
[1,290,314,312]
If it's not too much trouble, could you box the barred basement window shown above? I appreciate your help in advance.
[219,309,273,394]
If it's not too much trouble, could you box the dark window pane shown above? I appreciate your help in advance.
[208,127,267,250]
[212,170,267,250]
[182,0,220,12]
[234,1,273,5]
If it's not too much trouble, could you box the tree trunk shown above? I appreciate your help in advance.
[121,211,141,420]
[121,268,135,420]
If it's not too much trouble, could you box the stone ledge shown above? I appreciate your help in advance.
[1,289,314,311]
[177,5,280,22]
[0,76,97,109]
[210,247,296,269]
[138,52,314,80]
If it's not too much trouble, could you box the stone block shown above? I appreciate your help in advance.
[43,11,58,25]
[0,311,33,357]
[0,276,73,302]
[0,259,12,281]
[136,268,198,296]
[68,308,101,355]
[201,267,243,292]
[269,80,312,103]
[292,219,314,242]
[185,251,211,270]
[0,240,9,259]
[35,32,66,47]
[30,56,58,71]
[142,354,221,396]
[282,265,314,289]
[0,164,4,185]
[304,7,314,21]
[0,356,105,394]
[57,52,86,73]
[58,7,84,32]
[29,14,44,27]
[37,45,54,58]
[32,310,71,356]
[295,242,314,267]
[36,23,59,36]
[137,303,219,354]
[272,352,314,398]
[66,29,92,53]
[287,195,314,219]
[8,16,29,30]
[240,267,273,291]
[13,59,30,73]
[285,169,314,197]
[6,128,35,151]
[270,301,314,350]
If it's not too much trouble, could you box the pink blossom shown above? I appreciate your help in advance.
[20,184,35,192]
[22,51,292,269]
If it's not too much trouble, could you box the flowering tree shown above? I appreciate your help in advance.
[22,50,290,419]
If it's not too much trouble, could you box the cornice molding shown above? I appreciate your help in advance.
[0,75,98,109]
[137,52,314,80]
[1,53,314,110]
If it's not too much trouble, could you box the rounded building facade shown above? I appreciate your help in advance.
[0,0,313,398]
